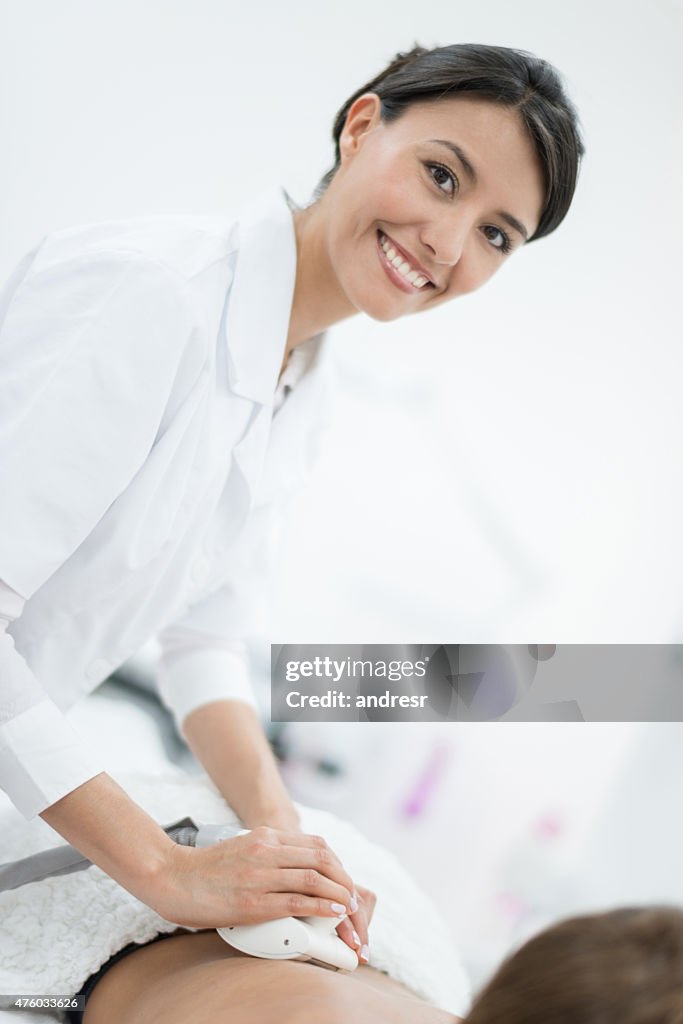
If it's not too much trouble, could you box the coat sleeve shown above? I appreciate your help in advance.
[155,500,275,735]
[0,244,196,599]
[0,579,105,820]
[0,242,196,819]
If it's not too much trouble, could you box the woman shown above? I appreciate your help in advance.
[0,40,584,950]
[76,905,683,1024]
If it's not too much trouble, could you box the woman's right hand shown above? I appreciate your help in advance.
[148,826,358,929]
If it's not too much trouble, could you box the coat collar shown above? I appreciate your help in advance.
[223,184,322,405]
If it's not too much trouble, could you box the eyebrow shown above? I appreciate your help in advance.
[428,138,530,241]
[429,139,479,183]
[495,210,528,243]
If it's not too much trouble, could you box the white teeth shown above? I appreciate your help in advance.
[379,233,430,288]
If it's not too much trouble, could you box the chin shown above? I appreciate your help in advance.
[363,306,405,323]
[353,287,416,323]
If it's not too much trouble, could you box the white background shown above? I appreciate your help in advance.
[2,0,682,641]
[2,0,683,990]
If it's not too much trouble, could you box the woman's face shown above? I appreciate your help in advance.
[322,92,546,321]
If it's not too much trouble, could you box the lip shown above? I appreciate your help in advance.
[376,230,437,292]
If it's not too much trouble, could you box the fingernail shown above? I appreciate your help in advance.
[349,893,359,913]
[331,902,346,916]
[360,944,370,962]
[352,930,361,946]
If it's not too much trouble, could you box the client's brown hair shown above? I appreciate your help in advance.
[466,906,683,1024]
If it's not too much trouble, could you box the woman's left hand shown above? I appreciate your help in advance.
[249,802,377,965]
[336,884,376,965]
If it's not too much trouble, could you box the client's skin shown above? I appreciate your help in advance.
[82,929,460,1024]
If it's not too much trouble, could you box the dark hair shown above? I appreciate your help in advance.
[313,43,585,243]
[465,906,683,1024]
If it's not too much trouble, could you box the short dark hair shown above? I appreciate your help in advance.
[313,43,585,243]
[465,906,683,1023]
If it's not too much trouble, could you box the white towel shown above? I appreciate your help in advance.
[0,767,471,1022]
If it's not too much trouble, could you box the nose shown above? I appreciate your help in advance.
[420,215,469,268]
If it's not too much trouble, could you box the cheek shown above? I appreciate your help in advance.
[457,251,501,295]
[429,255,501,307]
[464,272,491,296]
[354,158,424,226]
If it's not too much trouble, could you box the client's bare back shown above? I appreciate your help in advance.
[83,929,459,1024]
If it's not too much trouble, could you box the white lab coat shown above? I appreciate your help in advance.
[0,186,330,820]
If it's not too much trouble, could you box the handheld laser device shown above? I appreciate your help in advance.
[195,823,358,971]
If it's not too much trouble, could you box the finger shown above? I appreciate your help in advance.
[349,887,375,962]
[267,868,353,911]
[335,916,362,958]
[357,886,377,926]
[348,905,369,952]
[233,826,318,851]
[244,830,354,886]
[249,829,340,853]
[274,832,354,882]
[242,892,353,924]
[274,844,355,896]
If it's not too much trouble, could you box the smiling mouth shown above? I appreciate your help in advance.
[376,230,436,293]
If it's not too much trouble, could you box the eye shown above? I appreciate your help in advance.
[482,224,513,255]
[425,161,458,198]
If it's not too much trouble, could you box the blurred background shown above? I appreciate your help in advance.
[2,0,682,991]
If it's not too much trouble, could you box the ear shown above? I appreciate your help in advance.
[339,92,382,164]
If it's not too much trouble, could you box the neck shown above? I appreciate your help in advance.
[283,194,358,360]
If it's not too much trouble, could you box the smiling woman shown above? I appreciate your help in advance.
[285,42,584,347]
[0,38,583,1024]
